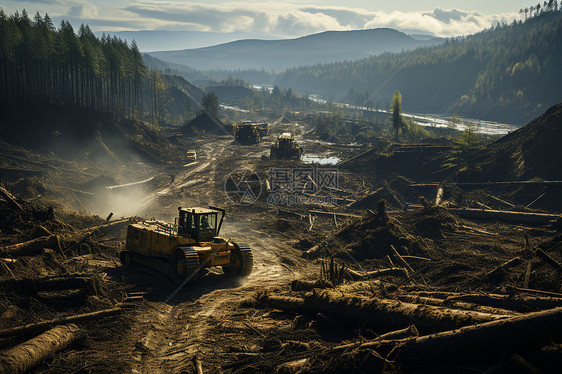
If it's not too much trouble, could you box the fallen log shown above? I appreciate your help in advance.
[380,324,419,340]
[390,245,415,274]
[486,193,515,208]
[397,295,520,316]
[484,257,523,280]
[412,289,562,308]
[0,186,24,212]
[0,308,123,338]
[0,275,96,296]
[535,248,562,274]
[333,325,419,352]
[104,176,154,191]
[75,217,132,235]
[508,286,562,298]
[276,358,309,373]
[345,267,408,281]
[308,210,363,219]
[447,207,560,225]
[394,306,562,362]
[277,208,306,219]
[260,295,305,313]
[410,180,562,189]
[302,245,323,259]
[459,224,498,236]
[409,290,464,299]
[526,192,546,209]
[348,187,383,209]
[384,181,406,210]
[401,255,431,261]
[66,218,131,253]
[261,291,510,334]
[123,296,144,303]
[0,235,60,257]
[338,148,377,166]
[475,201,493,210]
[0,324,80,374]
[447,293,562,313]
[35,289,87,305]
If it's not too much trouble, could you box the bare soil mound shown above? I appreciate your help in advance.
[336,201,428,260]
[405,206,458,239]
[478,103,562,181]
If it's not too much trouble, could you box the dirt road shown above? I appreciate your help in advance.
[116,134,316,373]
[127,223,307,373]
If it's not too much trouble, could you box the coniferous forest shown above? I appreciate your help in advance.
[0,9,184,142]
[274,6,562,124]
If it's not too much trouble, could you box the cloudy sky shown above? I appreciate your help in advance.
[2,0,530,38]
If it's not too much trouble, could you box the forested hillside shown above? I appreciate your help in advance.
[0,9,200,143]
[0,10,146,118]
[275,7,562,124]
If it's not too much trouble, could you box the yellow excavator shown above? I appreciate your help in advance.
[120,206,253,282]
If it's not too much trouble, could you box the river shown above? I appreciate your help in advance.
[307,95,519,136]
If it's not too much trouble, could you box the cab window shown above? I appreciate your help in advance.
[199,214,216,231]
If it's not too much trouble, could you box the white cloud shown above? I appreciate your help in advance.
[10,0,64,4]
[67,1,97,18]
[5,1,520,37]
[121,2,520,37]
[363,8,519,36]
[123,2,348,36]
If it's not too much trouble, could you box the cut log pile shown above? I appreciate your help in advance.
[250,279,562,373]
[0,190,138,373]
[250,188,562,373]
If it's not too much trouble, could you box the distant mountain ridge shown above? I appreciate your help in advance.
[94,30,281,52]
[148,28,443,72]
[273,10,562,124]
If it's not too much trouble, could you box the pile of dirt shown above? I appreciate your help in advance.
[0,105,179,166]
[477,103,562,181]
[336,201,427,260]
[349,185,405,210]
[11,177,47,198]
[405,206,459,239]
[341,140,452,184]
[0,200,56,245]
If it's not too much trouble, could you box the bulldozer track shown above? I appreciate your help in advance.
[236,243,254,277]
[174,247,200,281]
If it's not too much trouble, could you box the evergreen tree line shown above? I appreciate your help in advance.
[0,9,166,122]
[274,6,562,124]
[520,0,560,19]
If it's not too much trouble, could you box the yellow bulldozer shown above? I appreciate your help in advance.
[120,206,253,282]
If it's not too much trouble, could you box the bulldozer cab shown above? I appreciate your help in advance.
[278,133,294,149]
[177,207,224,242]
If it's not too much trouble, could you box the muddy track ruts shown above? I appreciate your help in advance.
[125,139,312,373]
